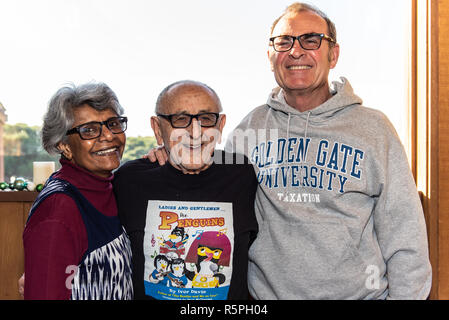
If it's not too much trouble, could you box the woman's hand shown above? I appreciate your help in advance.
[18,273,25,298]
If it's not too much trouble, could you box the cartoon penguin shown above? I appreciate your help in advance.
[184,231,231,288]
[160,226,189,260]
[149,254,170,285]
[195,246,226,287]
[167,258,188,288]
[168,227,186,247]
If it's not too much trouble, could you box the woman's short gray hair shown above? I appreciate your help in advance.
[42,82,124,155]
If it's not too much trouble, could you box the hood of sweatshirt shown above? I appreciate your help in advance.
[266,77,363,123]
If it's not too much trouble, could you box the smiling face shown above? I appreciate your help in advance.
[269,10,339,105]
[156,257,168,272]
[58,104,126,178]
[171,259,185,276]
[151,83,226,174]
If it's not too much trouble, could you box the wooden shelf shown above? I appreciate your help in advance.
[0,193,37,299]
[0,191,38,202]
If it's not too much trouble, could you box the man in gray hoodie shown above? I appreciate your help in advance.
[225,2,431,299]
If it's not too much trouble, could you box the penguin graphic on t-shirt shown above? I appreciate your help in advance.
[184,231,232,288]
[149,254,170,285]
[167,258,188,288]
[160,226,189,260]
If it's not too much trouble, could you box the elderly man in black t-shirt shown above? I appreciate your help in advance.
[114,80,258,300]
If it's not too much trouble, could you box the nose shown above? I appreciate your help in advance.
[289,38,305,58]
[98,123,114,141]
[189,118,202,140]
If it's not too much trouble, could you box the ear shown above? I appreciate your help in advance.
[57,141,73,161]
[268,49,275,72]
[328,43,340,69]
[151,116,164,146]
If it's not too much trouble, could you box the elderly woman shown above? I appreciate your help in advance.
[22,82,133,300]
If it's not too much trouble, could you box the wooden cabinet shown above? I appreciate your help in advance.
[0,192,37,300]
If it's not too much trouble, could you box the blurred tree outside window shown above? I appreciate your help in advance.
[3,123,59,183]
[120,136,157,164]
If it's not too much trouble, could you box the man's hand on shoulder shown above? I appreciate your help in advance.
[143,145,168,166]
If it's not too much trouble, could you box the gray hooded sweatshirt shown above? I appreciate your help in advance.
[225,78,431,300]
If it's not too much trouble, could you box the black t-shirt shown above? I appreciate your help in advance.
[113,151,258,300]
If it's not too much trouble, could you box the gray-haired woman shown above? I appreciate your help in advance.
[22,82,133,299]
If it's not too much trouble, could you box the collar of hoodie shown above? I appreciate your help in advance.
[266,77,363,124]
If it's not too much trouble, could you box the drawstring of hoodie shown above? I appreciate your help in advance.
[285,111,311,195]
[300,112,311,188]
[304,111,311,141]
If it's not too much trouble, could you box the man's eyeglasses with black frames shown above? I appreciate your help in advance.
[66,116,128,140]
[269,33,336,52]
[157,113,220,128]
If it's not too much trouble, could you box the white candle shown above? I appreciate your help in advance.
[33,161,55,185]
